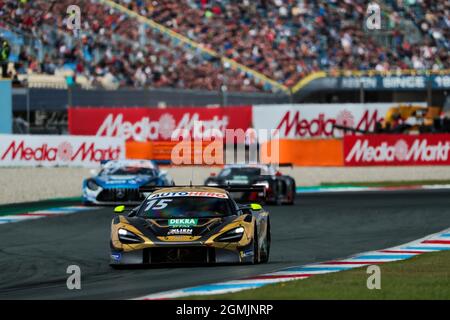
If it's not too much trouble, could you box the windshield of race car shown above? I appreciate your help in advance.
[219,167,261,178]
[138,196,233,218]
[99,166,157,176]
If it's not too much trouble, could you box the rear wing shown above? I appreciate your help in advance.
[138,185,265,195]
[277,163,293,168]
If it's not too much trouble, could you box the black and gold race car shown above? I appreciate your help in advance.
[110,186,270,267]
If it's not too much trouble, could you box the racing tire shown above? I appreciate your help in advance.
[286,185,296,205]
[260,223,271,263]
[252,224,260,264]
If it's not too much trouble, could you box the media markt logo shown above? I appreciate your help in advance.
[168,218,198,227]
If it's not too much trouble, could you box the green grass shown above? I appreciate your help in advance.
[0,197,82,216]
[188,251,450,300]
[320,180,450,188]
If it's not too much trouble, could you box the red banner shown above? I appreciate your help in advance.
[68,106,252,142]
[344,134,450,166]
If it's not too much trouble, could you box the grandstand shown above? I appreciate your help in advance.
[0,0,448,93]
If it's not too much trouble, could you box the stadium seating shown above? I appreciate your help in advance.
[0,0,448,91]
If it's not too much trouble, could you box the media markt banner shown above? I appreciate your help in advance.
[0,134,125,167]
[252,103,426,141]
[68,106,252,142]
[344,134,450,166]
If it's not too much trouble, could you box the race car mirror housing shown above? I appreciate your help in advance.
[114,205,126,213]
[250,203,262,211]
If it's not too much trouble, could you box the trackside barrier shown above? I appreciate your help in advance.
[260,139,344,166]
[125,141,223,165]
[128,139,345,166]
[0,134,125,167]
[132,135,450,167]
[344,134,450,166]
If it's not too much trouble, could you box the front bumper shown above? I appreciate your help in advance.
[110,243,254,265]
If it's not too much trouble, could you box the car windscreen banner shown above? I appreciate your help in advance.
[252,103,426,141]
[68,106,252,142]
[0,134,125,167]
[344,134,450,166]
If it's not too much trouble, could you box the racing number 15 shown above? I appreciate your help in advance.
[145,199,172,211]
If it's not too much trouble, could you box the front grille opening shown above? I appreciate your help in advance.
[148,247,215,264]
[98,188,145,202]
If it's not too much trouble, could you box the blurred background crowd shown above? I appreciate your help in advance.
[0,0,448,92]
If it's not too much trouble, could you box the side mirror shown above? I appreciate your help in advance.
[250,203,262,211]
[114,205,126,213]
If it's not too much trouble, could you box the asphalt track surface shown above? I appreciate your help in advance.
[0,190,450,300]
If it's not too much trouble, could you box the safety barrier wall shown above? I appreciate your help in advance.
[126,135,450,167]
[0,134,125,167]
[260,139,344,166]
[2,134,449,167]
[343,134,450,166]
[126,141,223,165]
[66,104,450,167]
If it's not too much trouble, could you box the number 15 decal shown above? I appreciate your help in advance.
[145,199,172,211]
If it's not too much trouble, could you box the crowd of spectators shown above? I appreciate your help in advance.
[118,0,449,86]
[0,0,262,91]
[0,0,449,92]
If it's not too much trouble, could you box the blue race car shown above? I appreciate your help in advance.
[82,160,174,205]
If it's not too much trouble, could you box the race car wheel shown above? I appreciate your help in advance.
[253,224,260,264]
[287,187,295,205]
[260,223,271,263]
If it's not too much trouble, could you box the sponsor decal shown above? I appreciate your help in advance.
[0,134,125,167]
[344,134,450,166]
[68,106,252,142]
[149,191,228,199]
[167,228,193,235]
[168,219,198,227]
[253,103,425,140]
[240,249,254,258]
[111,253,122,262]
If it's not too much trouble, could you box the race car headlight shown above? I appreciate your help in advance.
[118,228,144,244]
[215,226,245,242]
[206,182,219,186]
[86,179,99,191]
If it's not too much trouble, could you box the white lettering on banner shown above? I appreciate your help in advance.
[0,135,125,167]
[383,77,426,89]
[346,139,450,163]
[95,113,229,141]
[252,103,426,141]
[341,77,378,89]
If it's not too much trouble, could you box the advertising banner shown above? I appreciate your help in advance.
[68,106,252,142]
[0,134,125,167]
[344,134,450,166]
[252,103,425,141]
